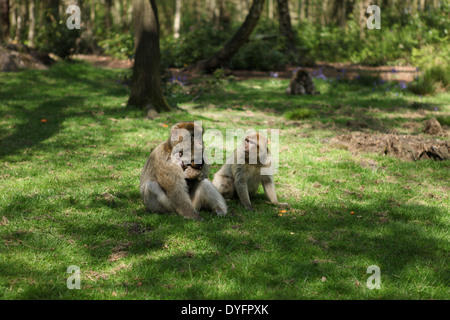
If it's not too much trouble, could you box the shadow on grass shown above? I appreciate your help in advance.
[0,97,85,158]
[2,179,447,299]
[189,79,446,134]
[0,61,134,159]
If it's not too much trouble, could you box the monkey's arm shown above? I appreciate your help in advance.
[233,168,253,211]
[191,179,227,216]
[155,158,203,221]
[261,175,288,206]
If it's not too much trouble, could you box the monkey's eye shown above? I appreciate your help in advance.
[245,138,249,143]
[179,150,183,157]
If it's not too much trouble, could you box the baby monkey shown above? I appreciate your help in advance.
[213,132,287,211]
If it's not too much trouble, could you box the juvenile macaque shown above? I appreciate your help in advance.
[140,122,227,221]
[286,69,319,95]
[212,132,287,211]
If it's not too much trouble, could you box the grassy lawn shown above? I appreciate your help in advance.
[0,61,448,299]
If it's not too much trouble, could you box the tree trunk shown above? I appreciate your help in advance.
[28,0,36,47]
[173,0,181,39]
[90,0,96,28]
[218,0,230,30]
[268,0,274,19]
[276,0,297,54]
[299,0,305,20]
[419,0,425,10]
[331,0,347,28]
[112,0,123,28]
[358,0,372,37]
[0,0,10,43]
[188,0,266,73]
[128,0,170,113]
[13,1,22,42]
[105,0,112,30]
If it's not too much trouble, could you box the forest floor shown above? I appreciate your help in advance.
[73,54,420,83]
[0,60,448,300]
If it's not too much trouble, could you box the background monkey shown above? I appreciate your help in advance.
[286,69,319,95]
[213,132,287,211]
[140,122,227,221]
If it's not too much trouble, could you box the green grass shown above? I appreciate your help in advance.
[0,61,449,299]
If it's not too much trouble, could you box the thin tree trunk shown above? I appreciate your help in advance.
[112,0,122,28]
[358,0,371,37]
[307,0,313,22]
[105,0,112,30]
[299,0,305,20]
[276,0,297,54]
[127,0,133,26]
[321,0,328,25]
[218,0,230,29]
[0,0,10,42]
[188,0,266,73]
[331,0,347,28]
[268,0,274,19]
[339,0,347,28]
[128,0,170,113]
[13,1,22,42]
[90,0,96,28]
[173,0,181,39]
[419,0,425,10]
[28,0,36,47]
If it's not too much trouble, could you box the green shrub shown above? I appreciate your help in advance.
[160,19,287,71]
[229,39,287,71]
[409,45,450,95]
[98,33,134,60]
[160,24,229,68]
[408,75,437,95]
[436,115,450,126]
[35,11,80,58]
[284,108,317,120]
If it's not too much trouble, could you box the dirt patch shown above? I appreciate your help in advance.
[72,54,133,69]
[327,132,449,161]
[73,54,419,83]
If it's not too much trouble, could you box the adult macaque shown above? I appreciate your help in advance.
[213,132,287,211]
[286,69,319,95]
[140,122,227,221]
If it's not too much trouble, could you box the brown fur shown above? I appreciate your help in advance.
[212,132,287,210]
[140,122,227,220]
[286,69,319,95]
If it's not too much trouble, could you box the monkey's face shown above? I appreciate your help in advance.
[170,122,205,179]
[243,133,268,164]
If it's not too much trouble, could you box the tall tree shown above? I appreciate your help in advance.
[188,0,266,73]
[0,0,10,43]
[105,0,112,30]
[358,0,372,37]
[331,0,347,28]
[28,0,36,47]
[13,0,26,43]
[128,0,170,113]
[276,0,298,55]
[268,0,274,19]
[299,0,305,20]
[173,0,181,39]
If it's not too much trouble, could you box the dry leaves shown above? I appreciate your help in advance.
[0,216,9,226]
